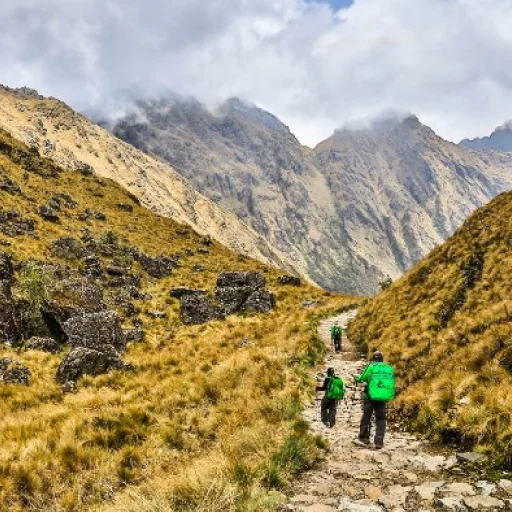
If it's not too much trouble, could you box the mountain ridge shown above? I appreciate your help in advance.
[107,96,512,294]
[0,86,299,279]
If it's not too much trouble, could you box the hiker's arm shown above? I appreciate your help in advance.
[355,364,372,383]
[316,378,328,392]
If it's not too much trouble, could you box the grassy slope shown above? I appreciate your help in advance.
[0,129,358,511]
[348,192,512,465]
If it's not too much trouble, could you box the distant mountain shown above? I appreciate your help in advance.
[460,122,512,151]
[106,98,512,294]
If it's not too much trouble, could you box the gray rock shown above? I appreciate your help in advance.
[244,288,275,313]
[434,497,466,511]
[169,287,207,299]
[0,253,18,344]
[38,204,60,222]
[278,275,301,286]
[0,209,35,236]
[147,311,166,319]
[117,203,133,213]
[43,278,106,327]
[0,358,30,386]
[415,482,445,501]
[497,480,512,496]
[63,310,126,354]
[463,495,504,510]
[216,271,266,289]
[456,452,487,464]
[441,483,476,498]
[476,481,496,496]
[56,347,133,383]
[25,337,61,354]
[0,176,21,194]
[180,295,224,325]
[51,236,86,259]
[338,498,383,511]
[137,253,176,278]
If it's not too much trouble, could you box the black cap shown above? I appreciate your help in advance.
[372,351,384,362]
[327,367,335,376]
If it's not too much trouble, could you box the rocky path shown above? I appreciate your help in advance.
[283,310,512,512]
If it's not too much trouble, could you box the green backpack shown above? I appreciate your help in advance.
[332,326,342,337]
[368,363,396,402]
[327,376,345,400]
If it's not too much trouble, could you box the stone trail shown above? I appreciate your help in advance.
[283,310,512,512]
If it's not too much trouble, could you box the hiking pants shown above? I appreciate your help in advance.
[321,396,337,427]
[359,399,387,445]
[332,336,341,353]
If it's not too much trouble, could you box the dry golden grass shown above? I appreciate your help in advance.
[0,129,358,511]
[348,192,512,466]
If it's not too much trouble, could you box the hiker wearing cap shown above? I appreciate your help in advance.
[316,367,345,428]
[353,351,396,449]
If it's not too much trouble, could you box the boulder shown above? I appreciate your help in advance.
[180,295,224,325]
[56,347,133,383]
[0,209,35,236]
[137,253,176,278]
[63,310,126,354]
[51,236,86,259]
[170,287,207,299]
[278,275,301,286]
[216,272,265,289]
[25,336,61,354]
[0,358,30,386]
[117,203,133,213]
[244,289,275,313]
[38,204,60,222]
[0,176,21,194]
[43,278,106,327]
[215,272,275,315]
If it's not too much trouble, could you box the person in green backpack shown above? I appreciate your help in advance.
[353,351,395,449]
[316,367,345,428]
[330,322,343,353]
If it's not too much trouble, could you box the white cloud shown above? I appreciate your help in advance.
[1,0,512,146]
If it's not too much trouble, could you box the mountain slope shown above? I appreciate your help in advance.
[0,86,296,277]
[460,122,512,151]
[107,98,512,294]
[0,126,356,511]
[348,191,512,464]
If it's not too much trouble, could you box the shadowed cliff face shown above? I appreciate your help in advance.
[107,99,512,295]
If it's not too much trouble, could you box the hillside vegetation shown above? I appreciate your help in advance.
[0,128,357,511]
[348,192,512,467]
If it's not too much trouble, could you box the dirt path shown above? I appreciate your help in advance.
[283,310,512,512]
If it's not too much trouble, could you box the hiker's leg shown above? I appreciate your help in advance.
[336,338,341,352]
[359,400,373,441]
[321,396,329,424]
[374,402,387,446]
[328,399,337,427]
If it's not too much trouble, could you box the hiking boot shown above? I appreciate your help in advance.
[353,438,370,447]
[374,443,384,450]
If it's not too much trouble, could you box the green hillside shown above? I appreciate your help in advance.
[0,128,357,511]
[348,191,512,467]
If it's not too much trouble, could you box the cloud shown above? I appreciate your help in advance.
[1,0,512,146]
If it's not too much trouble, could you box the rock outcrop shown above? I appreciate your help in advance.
[0,252,18,344]
[0,357,30,386]
[56,347,133,384]
[25,336,61,354]
[176,271,275,325]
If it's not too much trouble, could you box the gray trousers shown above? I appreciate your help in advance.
[359,399,387,445]
[321,396,337,427]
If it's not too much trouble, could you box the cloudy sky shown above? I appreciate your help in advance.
[1,0,512,146]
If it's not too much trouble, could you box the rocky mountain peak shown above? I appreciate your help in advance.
[460,121,512,151]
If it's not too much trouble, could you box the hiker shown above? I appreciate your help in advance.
[353,351,395,449]
[330,322,343,353]
[316,367,344,428]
